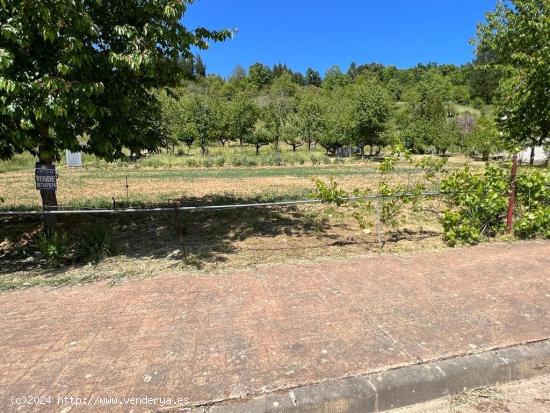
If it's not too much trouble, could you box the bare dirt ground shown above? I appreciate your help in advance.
[393,374,550,413]
[0,241,548,412]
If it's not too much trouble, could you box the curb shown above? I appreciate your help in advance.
[189,339,550,413]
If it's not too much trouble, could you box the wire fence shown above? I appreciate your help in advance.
[0,190,444,216]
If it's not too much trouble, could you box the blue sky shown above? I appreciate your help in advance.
[183,0,497,78]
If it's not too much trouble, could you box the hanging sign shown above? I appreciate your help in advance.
[35,163,57,191]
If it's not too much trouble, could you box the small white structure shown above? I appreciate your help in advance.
[517,146,549,165]
[65,150,83,168]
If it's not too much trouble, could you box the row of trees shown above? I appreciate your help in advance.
[159,65,504,158]
[186,57,501,108]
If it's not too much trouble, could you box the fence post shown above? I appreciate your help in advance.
[375,197,383,249]
[506,154,518,234]
[173,202,188,263]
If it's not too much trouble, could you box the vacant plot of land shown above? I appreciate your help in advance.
[0,155,486,290]
[1,163,444,209]
[0,198,447,290]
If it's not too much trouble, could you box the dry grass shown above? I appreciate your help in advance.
[0,156,488,290]
[0,198,448,290]
[0,156,481,209]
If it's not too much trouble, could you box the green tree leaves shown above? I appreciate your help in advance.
[475,0,550,148]
[0,0,231,161]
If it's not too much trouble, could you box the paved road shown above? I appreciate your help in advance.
[1,241,549,412]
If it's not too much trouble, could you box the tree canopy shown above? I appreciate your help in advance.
[0,0,231,162]
[475,0,550,148]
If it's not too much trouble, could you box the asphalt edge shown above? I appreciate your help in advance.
[188,339,550,413]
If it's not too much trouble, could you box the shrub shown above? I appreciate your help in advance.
[263,153,284,166]
[243,156,258,167]
[377,157,395,173]
[310,153,324,165]
[440,165,550,245]
[74,226,115,263]
[185,157,200,167]
[514,207,550,239]
[514,169,550,239]
[441,165,509,246]
[202,158,214,168]
[214,156,225,167]
[36,230,69,266]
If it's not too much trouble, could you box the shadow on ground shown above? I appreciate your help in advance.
[0,195,333,275]
[0,194,443,287]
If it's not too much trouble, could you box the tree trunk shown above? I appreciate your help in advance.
[529,146,535,166]
[292,145,296,152]
[38,125,58,233]
[360,146,365,159]
[307,139,311,151]
[369,145,373,156]
[482,151,489,162]
[256,145,260,156]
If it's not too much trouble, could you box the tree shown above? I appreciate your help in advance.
[317,100,353,155]
[270,72,298,97]
[295,90,326,150]
[465,115,504,161]
[227,94,258,150]
[248,62,273,89]
[349,79,392,157]
[246,119,275,155]
[347,62,358,79]
[195,54,206,77]
[305,68,322,87]
[475,0,550,163]
[0,0,230,229]
[228,65,246,83]
[158,90,192,152]
[281,114,304,152]
[211,98,231,147]
[466,51,502,104]
[264,96,294,150]
[403,77,458,154]
[185,96,216,156]
[323,65,351,90]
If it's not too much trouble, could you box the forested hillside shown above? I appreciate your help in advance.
[158,59,503,158]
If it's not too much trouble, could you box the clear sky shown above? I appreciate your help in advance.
[182,0,498,78]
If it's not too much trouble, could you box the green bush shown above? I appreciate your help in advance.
[184,157,200,167]
[441,165,549,246]
[214,156,225,167]
[36,231,69,266]
[310,153,325,165]
[202,158,214,168]
[245,156,258,167]
[514,207,550,239]
[74,226,115,263]
[514,169,550,239]
[441,165,508,246]
[263,153,284,166]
